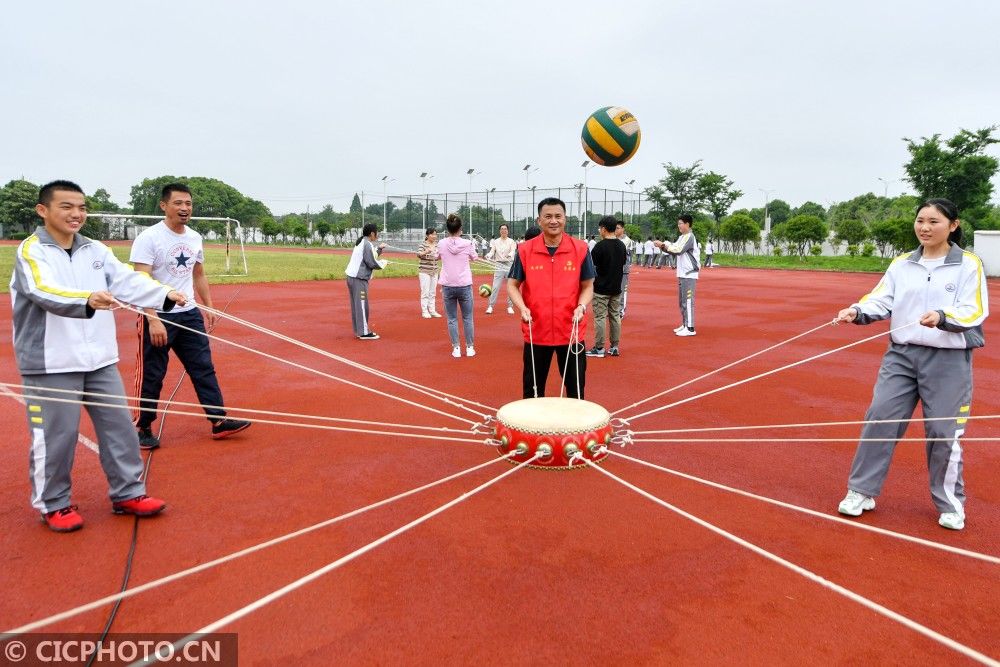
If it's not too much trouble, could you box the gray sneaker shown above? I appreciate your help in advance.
[585,346,605,358]
[607,346,620,357]
[137,428,160,450]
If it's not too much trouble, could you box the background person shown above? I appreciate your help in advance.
[656,215,701,337]
[416,227,442,318]
[586,217,626,358]
[615,221,634,318]
[344,223,387,340]
[834,198,988,531]
[485,223,517,315]
[12,180,185,532]
[437,213,478,357]
[130,183,251,447]
[507,198,595,399]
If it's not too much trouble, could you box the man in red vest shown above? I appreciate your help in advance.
[507,197,595,399]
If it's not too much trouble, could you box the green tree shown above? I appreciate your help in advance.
[792,201,827,220]
[834,219,868,247]
[86,188,121,212]
[349,193,363,214]
[767,199,792,226]
[903,126,999,225]
[0,179,40,236]
[718,213,760,254]
[129,176,273,222]
[315,221,332,243]
[697,171,743,224]
[261,218,282,243]
[784,214,827,257]
[645,161,705,222]
[869,219,898,257]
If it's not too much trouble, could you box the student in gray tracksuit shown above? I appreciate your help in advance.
[345,223,386,340]
[11,180,185,532]
[835,199,988,531]
[657,214,700,336]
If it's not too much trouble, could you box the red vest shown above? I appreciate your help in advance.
[517,234,590,345]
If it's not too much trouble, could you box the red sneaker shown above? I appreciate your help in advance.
[112,495,166,517]
[43,506,84,533]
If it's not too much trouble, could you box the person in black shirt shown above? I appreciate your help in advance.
[586,216,626,358]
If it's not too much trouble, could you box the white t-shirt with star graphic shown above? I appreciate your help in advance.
[129,220,204,313]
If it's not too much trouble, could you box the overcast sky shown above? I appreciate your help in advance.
[4,0,999,215]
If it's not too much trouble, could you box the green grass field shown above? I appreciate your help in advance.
[713,252,894,272]
[0,244,498,293]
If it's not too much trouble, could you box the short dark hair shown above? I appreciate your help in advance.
[38,180,84,205]
[537,197,566,214]
[918,198,962,245]
[499,223,509,231]
[599,216,618,234]
[524,226,542,241]
[160,182,192,202]
[615,220,624,229]
[678,214,694,225]
[425,226,437,238]
[446,213,463,234]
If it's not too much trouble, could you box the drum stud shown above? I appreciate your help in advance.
[564,443,581,460]
[501,435,509,447]
[536,443,553,459]
[514,442,529,456]
[586,439,600,454]
[603,433,611,444]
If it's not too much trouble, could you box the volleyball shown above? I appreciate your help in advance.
[581,106,641,167]
[478,284,492,298]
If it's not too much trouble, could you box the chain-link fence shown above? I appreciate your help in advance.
[361,187,649,244]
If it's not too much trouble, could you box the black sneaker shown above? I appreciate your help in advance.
[358,332,380,340]
[212,418,251,440]
[137,427,160,450]
[585,346,605,358]
[608,346,620,357]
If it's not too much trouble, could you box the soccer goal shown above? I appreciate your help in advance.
[86,213,249,277]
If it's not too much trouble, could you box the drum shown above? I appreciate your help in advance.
[493,397,612,469]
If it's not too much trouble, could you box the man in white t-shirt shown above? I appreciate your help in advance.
[129,183,250,448]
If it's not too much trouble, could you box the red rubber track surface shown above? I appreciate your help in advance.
[1,265,998,665]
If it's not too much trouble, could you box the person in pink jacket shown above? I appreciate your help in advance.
[437,213,478,358]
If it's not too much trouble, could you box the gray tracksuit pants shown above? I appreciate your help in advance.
[678,278,697,330]
[23,364,146,512]
[847,343,972,515]
[347,277,372,336]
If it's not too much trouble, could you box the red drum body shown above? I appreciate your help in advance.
[493,397,611,469]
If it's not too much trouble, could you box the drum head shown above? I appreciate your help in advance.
[496,397,610,433]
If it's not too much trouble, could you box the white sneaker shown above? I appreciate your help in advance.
[938,512,965,530]
[485,307,493,314]
[452,346,461,358]
[675,328,697,337]
[430,311,442,318]
[506,306,514,315]
[466,346,476,357]
[673,325,686,333]
[421,311,432,319]
[838,490,875,516]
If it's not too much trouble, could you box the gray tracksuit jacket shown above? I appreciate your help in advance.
[852,244,988,349]
[10,227,172,374]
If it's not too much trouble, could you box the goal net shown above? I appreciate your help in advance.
[86,213,249,277]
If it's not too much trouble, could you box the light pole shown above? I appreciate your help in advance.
[523,163,539,189]
[574,183,584,237]
[877,177,894,198]
[581,160,594,238]
[467,168,481,235]
[420,172,433,228]
[529,185,537,219]
[625,179,636,225]
[381,175,395,233]
[486,187,496,236]
[759,188,775,242]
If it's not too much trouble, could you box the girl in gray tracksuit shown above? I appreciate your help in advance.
[835,199,989,531]
[345,223,386,339]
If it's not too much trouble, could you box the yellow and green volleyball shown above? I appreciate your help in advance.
[581,106,641,167]
[478,284,492,298]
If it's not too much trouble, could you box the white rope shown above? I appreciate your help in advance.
[196,303,497,416]
[5,391,487,445]
[0,382,477,436]
[611,320,833,416]
[112,303,481,426]
[131,453,541,667]
[605,449,1000,565]
[528,318,538,399]
[574,454,1000,666]
[4,454,516,636]
[629,413,1000,436]
[558,319,582,399]
[623,321,920,422]
[632,436,1000,443]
